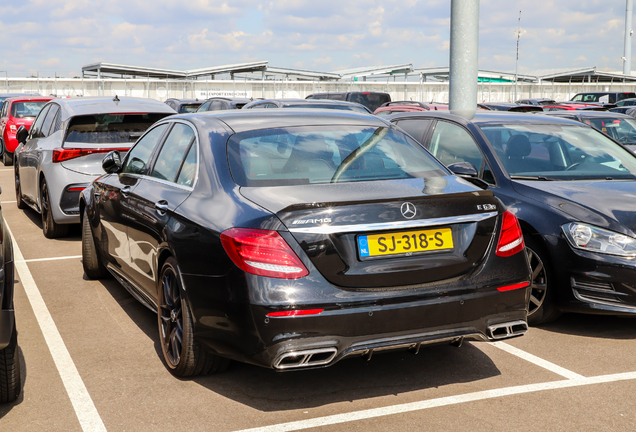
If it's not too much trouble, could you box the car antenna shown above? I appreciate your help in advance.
[113,95,120,104]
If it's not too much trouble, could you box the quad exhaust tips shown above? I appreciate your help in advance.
[488,320,528,340]
[273,347,338,370]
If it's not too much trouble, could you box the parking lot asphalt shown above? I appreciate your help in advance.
[0,167,635,431]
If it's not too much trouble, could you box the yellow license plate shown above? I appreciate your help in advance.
[358,228,453,258]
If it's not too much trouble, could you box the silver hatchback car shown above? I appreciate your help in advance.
[14,96,176,238]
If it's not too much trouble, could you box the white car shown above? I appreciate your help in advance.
[14,96,175,238]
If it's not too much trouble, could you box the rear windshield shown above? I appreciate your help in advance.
[65,113,169,144]
[178,104,201,113]
[228,125,447,187]
[347,93,391,111]
[11,101,48,118]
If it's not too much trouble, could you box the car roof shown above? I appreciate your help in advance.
[545,111,633,119]
[167,98,201,104]
[5,96,55,103]
[51,96,176,117]
[386,110,586,127]
[173,109,389,133]
[202,97,253,103]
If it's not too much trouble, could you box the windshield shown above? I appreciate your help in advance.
[11,101,48,118]
[581,117,636,144]
[479,124,636,180]
[65,113,170,144]
[227,125,447,187]
[178,104,201,113]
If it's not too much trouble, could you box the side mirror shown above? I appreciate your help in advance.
[16,125,28,145]
[102,151,122,174]
[447,161,478,177]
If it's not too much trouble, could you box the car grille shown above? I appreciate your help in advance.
[571,277,627,304]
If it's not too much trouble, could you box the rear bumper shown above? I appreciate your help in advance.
[190,274,530,370]
[45,166,98,224]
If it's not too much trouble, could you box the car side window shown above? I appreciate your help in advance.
[28,105,50,139]
[1,102,7,118]
[150,123,195,183]
[394,119,432,143]
[572,95,583,102]
[176,142,197,187]
[429,121,484,172]
[40,104,59,138]
[121,123,169,175]
[210,100,225,111]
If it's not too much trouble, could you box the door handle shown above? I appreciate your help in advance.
[155,200,169,214]
[121,186,131,196]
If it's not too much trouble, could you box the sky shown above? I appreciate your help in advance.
[0,0,632,77]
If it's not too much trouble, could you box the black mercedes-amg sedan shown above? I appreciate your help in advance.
[388,111,636,326]
[80,110,530,376]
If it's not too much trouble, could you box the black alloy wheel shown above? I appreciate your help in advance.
[158,257,229,377]
[40,178,68,238]
[525,238,561,325]
[14,164,25,210]
[81,207,110,279]
[0,324,21,403]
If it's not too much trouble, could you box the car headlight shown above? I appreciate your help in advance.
[562,222,636,257]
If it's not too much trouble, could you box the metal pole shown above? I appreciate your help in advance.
[514,11,521,101]
[625,0,633,75]
[449,0,480,113]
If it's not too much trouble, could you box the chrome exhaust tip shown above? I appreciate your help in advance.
[273,347,338,370]
[488,320,528,340]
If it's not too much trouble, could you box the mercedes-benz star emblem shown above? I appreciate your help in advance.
[401,202,416,219]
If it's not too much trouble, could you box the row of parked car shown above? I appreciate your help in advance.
[3,88,636,402]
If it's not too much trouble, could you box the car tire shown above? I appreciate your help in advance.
[82,208,110,279]
[14,165,26,210]
[3,152,12,167]
[525,237,561,326]
[0,323,21,403]
[158,257,229,377]
[40,178,69,239]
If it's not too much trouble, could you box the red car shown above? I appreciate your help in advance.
[0,96,54,165]
[542,103,609,112]
[374,101,430,116]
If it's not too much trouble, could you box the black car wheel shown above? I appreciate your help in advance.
[525,238,561,325]
[3,152,13,167]
[82,208,110,279]
[41,178,68,239]
[158,257,229,377]
[0,324,21,403]
[14,164,26,210]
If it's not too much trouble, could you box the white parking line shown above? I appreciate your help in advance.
[234,371,636,432]
[6,222,107,432]
[0,169,13,172]
[18,255,82,263]
[489,341,585,379]
[1,201,16,204]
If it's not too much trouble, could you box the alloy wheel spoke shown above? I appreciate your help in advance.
[530,295,542,307]
[532,282,547,291]
[532,262,544,280]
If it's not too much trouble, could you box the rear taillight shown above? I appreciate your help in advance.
[52,147,130,163]
[267,309,324,317]
[221,228,309,279]
[8,124,17,133]
[496,211,525,257]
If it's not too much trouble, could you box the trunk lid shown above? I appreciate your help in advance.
[240,176,501,288]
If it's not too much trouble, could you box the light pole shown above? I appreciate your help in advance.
[624,0,633,75]
[514,11,523,102]
[449,0,480,114]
